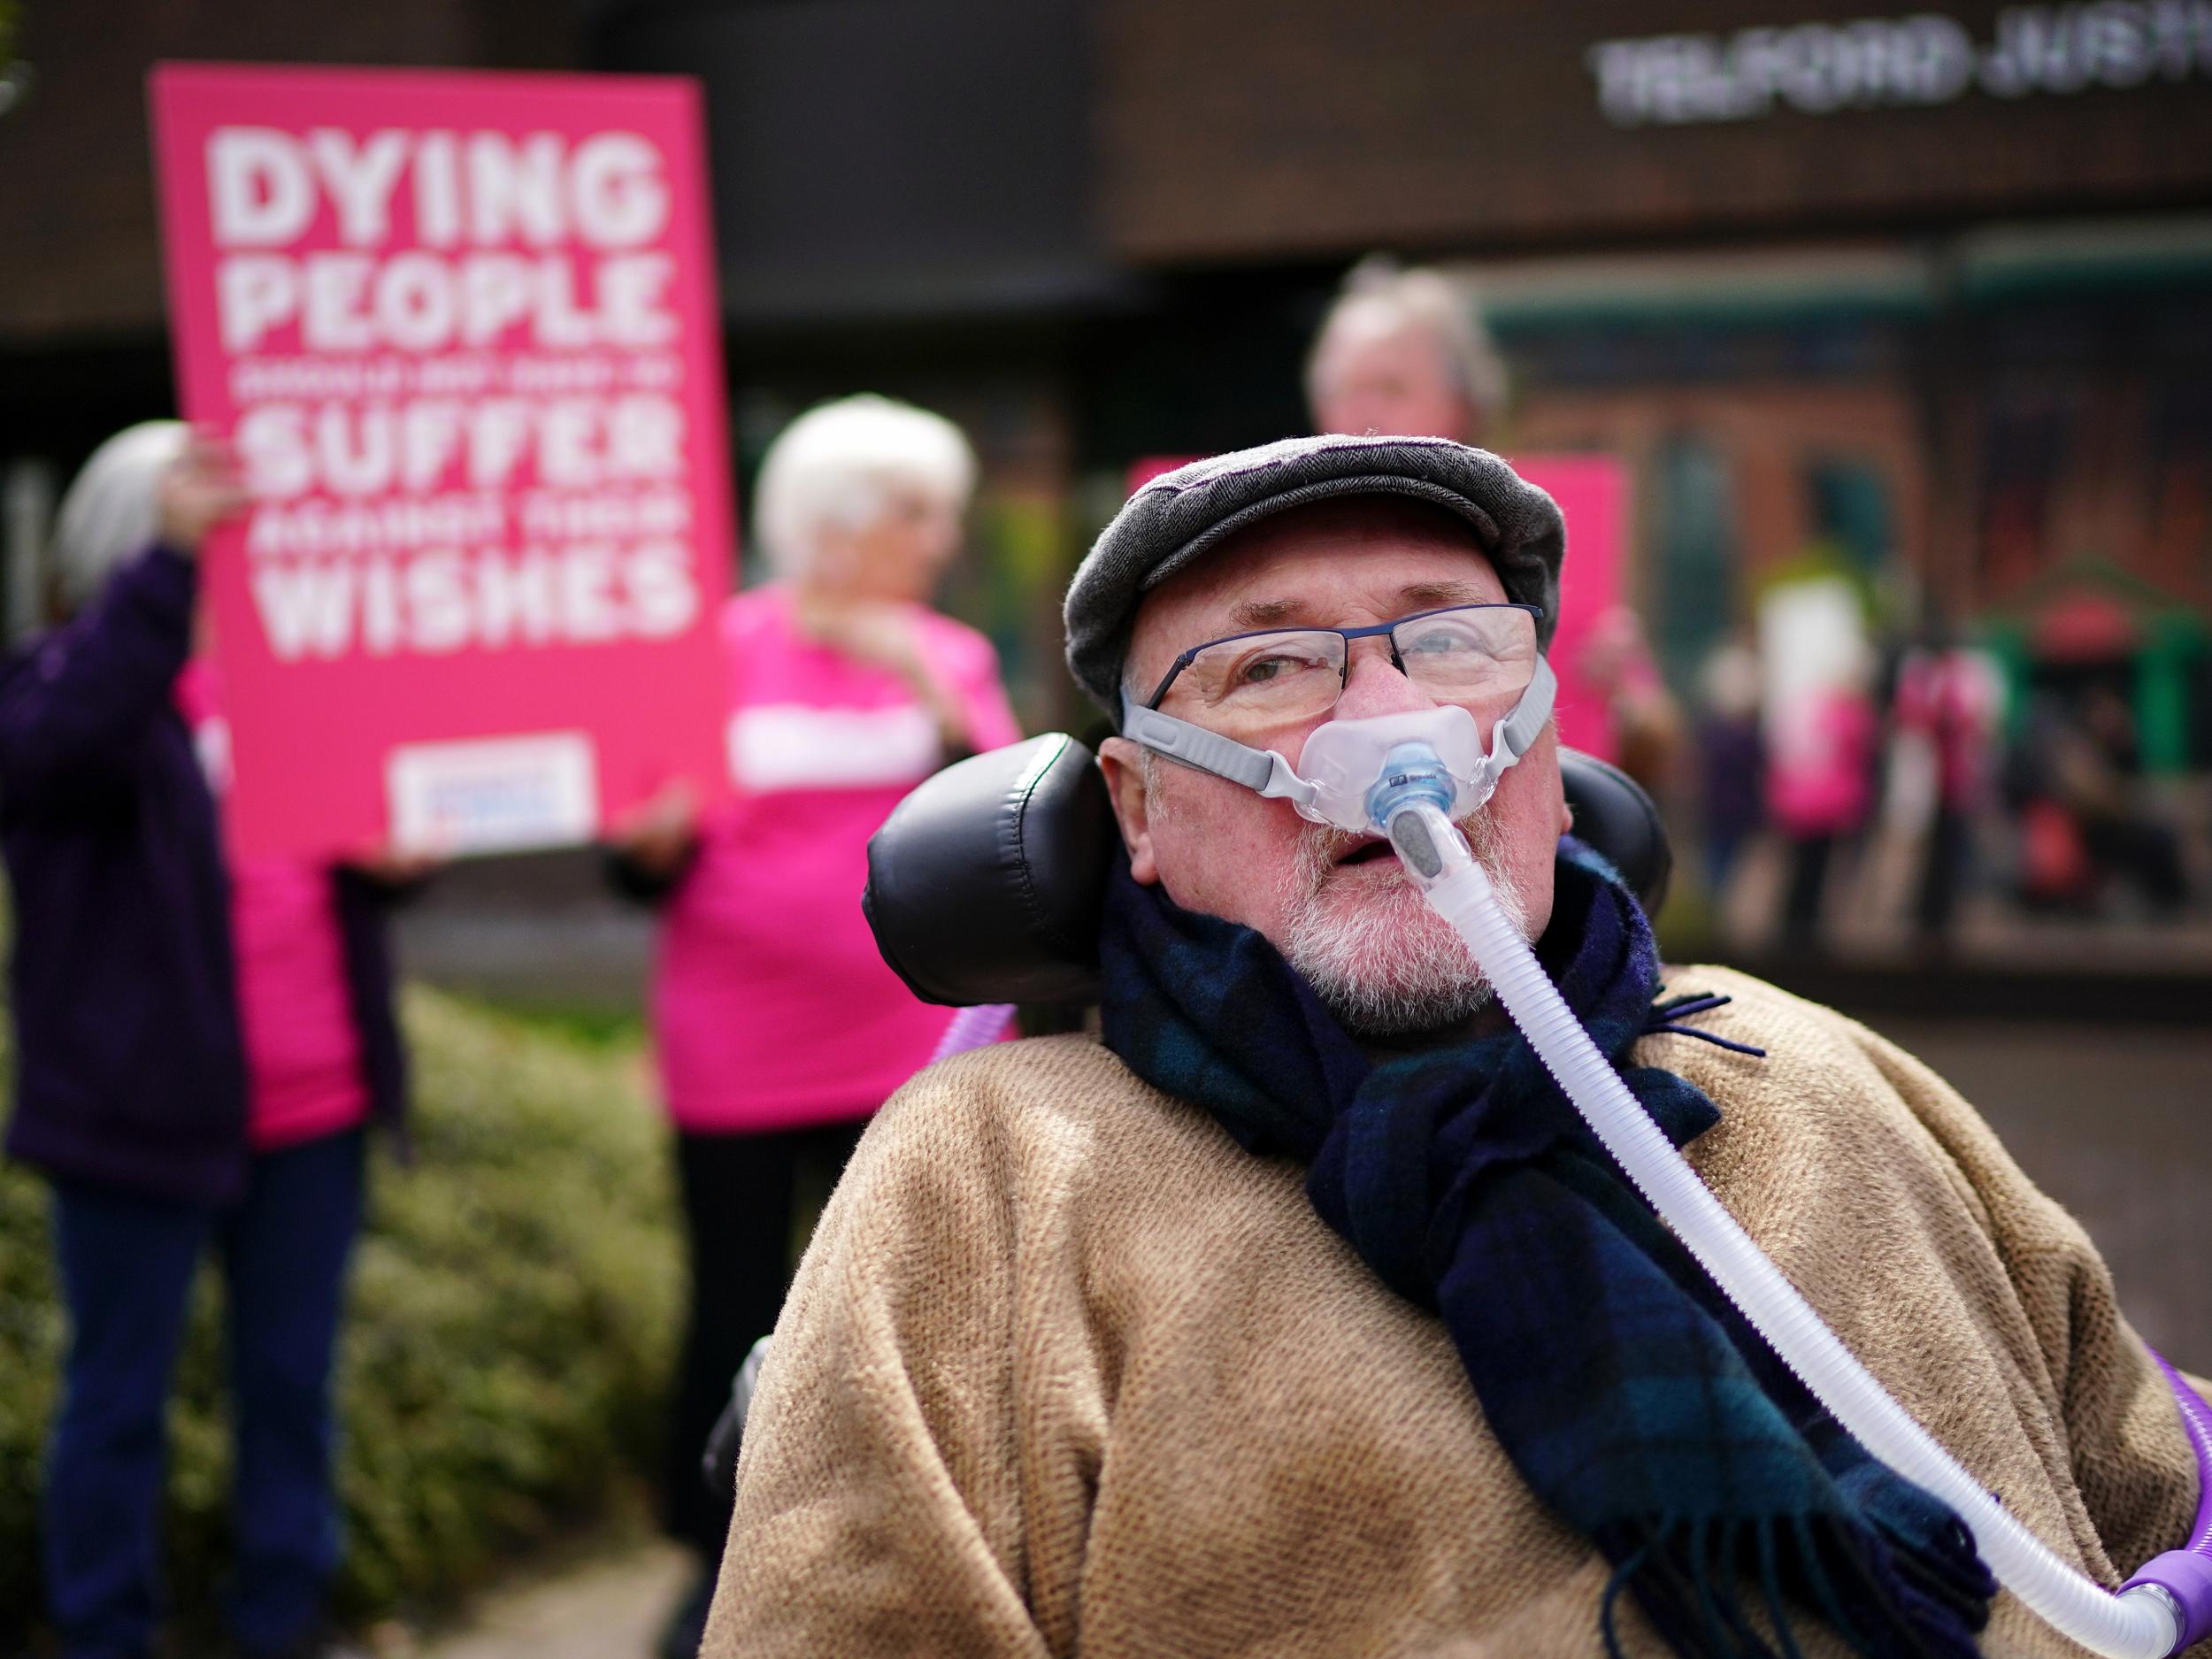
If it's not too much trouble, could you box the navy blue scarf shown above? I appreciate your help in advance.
[1097,839,1992,1659]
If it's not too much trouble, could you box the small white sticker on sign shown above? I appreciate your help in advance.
[388,731,599,856]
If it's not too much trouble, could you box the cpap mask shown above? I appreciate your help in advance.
[1119,657,1557,833]
[1128,661,2212,1658]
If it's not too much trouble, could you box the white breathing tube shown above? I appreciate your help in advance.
[1383,796,2187,1659]
[1125,673,2203,1650]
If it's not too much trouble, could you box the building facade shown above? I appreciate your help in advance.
[5,0,2211,747]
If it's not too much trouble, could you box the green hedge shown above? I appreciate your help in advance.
[0,987,680,1647]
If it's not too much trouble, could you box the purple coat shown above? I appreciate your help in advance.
[0,545,408,1204]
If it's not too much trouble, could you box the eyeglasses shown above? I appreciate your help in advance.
[1141,603,1543,741]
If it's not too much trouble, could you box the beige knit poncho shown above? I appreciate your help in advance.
[703,967,2201,1657]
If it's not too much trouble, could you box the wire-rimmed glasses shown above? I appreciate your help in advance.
[1141,603,1543,742]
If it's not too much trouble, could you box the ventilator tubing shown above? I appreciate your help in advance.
[1385,797,2208,1658]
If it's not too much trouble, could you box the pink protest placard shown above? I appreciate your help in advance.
[1513,453,1627,763]
[150,63,733,859]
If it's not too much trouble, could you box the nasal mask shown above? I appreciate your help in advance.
[1119,657,1557,833]
[1125,655,2212,1659]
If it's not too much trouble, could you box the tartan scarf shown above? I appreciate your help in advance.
[1096,838,1993,1659]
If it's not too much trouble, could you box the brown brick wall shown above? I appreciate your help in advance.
[0,0,580,347]
[1096,0,2212,263]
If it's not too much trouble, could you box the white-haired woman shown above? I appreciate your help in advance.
[608,394,1020,1652]
[1,424,416,1659]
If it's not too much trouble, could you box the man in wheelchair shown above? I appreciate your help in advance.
[701,436,2201,1659]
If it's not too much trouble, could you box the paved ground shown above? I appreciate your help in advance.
[411,1541,690,1659]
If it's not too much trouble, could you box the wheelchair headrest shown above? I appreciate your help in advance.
[864,733,1671,1009]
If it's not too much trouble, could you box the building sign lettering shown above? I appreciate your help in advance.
[1588,3,2212,125]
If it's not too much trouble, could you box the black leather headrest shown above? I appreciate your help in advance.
[864,733,1113,1007]
[865,734,1671,1008]
[1560,749,1672,918]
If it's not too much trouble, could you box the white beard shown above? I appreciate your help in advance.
[1279,809,1532,1037]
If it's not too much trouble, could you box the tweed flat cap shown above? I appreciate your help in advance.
[1064,434,1566,718]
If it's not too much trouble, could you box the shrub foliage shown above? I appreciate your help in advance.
[0,987,680,1644]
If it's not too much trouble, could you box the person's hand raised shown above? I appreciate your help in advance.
[346,846,445,887]
[157,432,249,556]
[793,597,927,677]
[794,597,972,753]
[611,779,703,876]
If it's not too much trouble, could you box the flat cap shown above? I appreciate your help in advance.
[1064,434,1565,718]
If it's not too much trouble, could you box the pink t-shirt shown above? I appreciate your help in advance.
[1767,687,1878,839]
[1895,649,2001,812]
[175,661,371,1151]
[651,587,1022,1133]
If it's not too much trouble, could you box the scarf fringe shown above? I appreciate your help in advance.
[1596,1514,1986,1659]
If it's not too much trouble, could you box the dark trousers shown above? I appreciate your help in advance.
[664,1118,867,1564]
[1782,833,1837,944]
[42,1127,367,1659]
[1914,806,1970,937]
[2084,814,2190,911]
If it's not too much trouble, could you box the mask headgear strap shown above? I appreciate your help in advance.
[1119,703,1323,811]
[1120,656,1557,809]
[1491,654,1557,767]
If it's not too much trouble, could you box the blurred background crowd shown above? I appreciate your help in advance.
[3,1,2211,1656]
[9,3,2212,982]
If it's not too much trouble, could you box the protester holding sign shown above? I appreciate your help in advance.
[0,423,417,1659]
[607,395,1020,1658]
